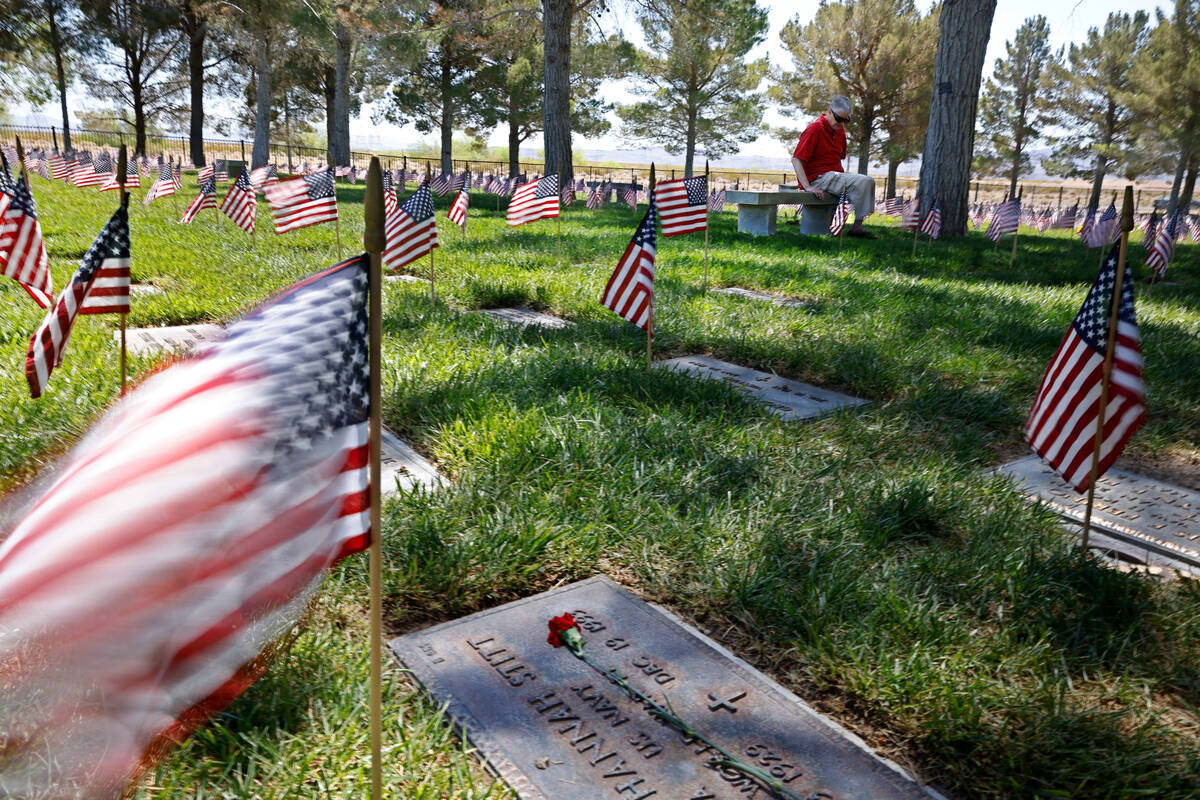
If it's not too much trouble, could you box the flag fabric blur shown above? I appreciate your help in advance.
[829,187,853,236]
[561,183,575,207]
[26,198,128,397]
[214,158,228,181]
[1025,242,1145,492]
[920,198,942,239]
[708,187,725,213]
[587,185,602,209]
[1055,204,1078,229]
[987,198,1019,242]
[884,196,903,216]
[449,171,465,191]
[0,157,14,218]
[249,164,278,191]
[173,163,183,191]
[0,174,53,307]
[99,159,140,192]
[49,152,67,180]
[73,153,102,187]
[381,169,398,217]
[4,254,371,799]
[430,172,451,196]
[1078,205,1096,242]
[197,163,214,185]
[655,176,707,237]
[1145,209,1180,277]
[448,187,469,229]
[900,198,920,230]
[601,201,657,334]
[1083,203,1117,248]
[383,181,438,269]
[264,169,338,234]
[92,152,113,182]
[181,175,218,224]
[621,184,638,209]
[221,167,257,234]
[143,161,177,205]
[506,174,560,226]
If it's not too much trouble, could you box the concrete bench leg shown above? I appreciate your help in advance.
[737,204,777,236]
[800,204,835,235]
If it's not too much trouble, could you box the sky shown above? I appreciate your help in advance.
[16,0,1169,167]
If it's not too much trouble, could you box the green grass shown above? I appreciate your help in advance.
[3,176,1200,798]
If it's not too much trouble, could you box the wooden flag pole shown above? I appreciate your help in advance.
[911,212,919,257]
[1080,185,1135,553]
[15,137,31,204]
[171,158,180,217]
[1009,186,1024,268]
[426,166,436,303]
[703,160,710,291]
[363,156,386,800]
[648,163,657,371]
[556,213,562,266]
[117,145,129,395]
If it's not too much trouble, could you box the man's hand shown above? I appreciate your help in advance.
[807,186,825,200]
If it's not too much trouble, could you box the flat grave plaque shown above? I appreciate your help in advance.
[996,456,1200,568]
[391,577,938,800]
[656,356,867,422]
[380,428,444,494]
[712,287,811,309]
[119,324,224,356]
[386,274,431,284]
[478,307,574,330]
[129,283,164,297]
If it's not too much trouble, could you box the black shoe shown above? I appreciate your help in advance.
[845,228,875,239]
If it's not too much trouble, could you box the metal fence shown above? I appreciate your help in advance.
[0,123,1170,213]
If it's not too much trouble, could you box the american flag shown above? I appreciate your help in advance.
[900,198,920,230]
[173,162,183,191]
[708,187,725,213]
[383,182,438,269]
[1055,204,1078,230]
[601,202,657,334]
[49,152,67,180]
[506,174,560,226]
[221,167,257,234]
[78,195,132,315]
[5,255,371,797]
[473,173,484,189]
[347,166,359,185]
[1083,203,1117,248]
[143,160,177,205]
[920,198,942,239]
[448,187,469,229]
[1025,243,1145,491]
[655,176,707,237]
[0,174,53,307]
[197,163,214,185]
[587,185,602,209]
[100,158,140,192]
[264,169,338,234]
[334,165,351,177]
[1078,205,1096,241]
[884,196,903,216]
[381,169,398,217]
[73,153,102,187]
[498,178,514,198]
[830,187,853,236]
[449,171,465,191]
[250,164,278,191]
[36,152,51,180]
[430,172,451,196]
[987,198,1019,242]
[0,156,13,217]
[214,158,228,181]
[1145,209,1179,277]
[970,202,989,230]
[575,178,586,193]
[484,175,499,194]
[26,199,128,397]
[181,175,218,223]
[91,152,113,184]
[621,184,638,209]
[1035,208,1053,232]
[561,183,575,207]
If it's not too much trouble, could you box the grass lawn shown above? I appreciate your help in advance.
[2,175,1200,799]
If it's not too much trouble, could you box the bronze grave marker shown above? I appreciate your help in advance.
[390,577,939,800]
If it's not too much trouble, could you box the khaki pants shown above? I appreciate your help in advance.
[812,171,876,220]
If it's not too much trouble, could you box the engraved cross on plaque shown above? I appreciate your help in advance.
[706,689,746,713]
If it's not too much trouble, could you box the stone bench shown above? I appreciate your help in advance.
[725,189,836,236]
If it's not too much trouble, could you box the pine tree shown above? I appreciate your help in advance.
[975,15,1056,197]
[617,0,768,178]
[1041,12,1149,209]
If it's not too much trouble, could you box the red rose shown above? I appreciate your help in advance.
[547,613,583,649]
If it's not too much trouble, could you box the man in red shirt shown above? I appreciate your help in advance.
[791,95,876,237]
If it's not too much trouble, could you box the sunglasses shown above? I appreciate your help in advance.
[831,110,849,124]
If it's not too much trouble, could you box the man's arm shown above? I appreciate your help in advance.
[791,157,824,199]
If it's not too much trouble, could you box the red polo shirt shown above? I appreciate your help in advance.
[793,115,845,180]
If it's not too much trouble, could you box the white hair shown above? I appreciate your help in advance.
[830,95,852,116]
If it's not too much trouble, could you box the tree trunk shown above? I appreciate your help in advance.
[886,159,899,197]
[252,35,272,169]
[46,0,71,152]
[508,92,521,177]
[439,53,453,174]
[1088,154,1108,210]
[132,78,147,157]
[331,19,352,166]
[183,0,205,165]
[542,0,573,187]
[684,101,697,178]
[324,66,336,162]
[919,0,998,234]
[1167,138,1191,216]
[856,107,874,176]
[1179,156,1197,214]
